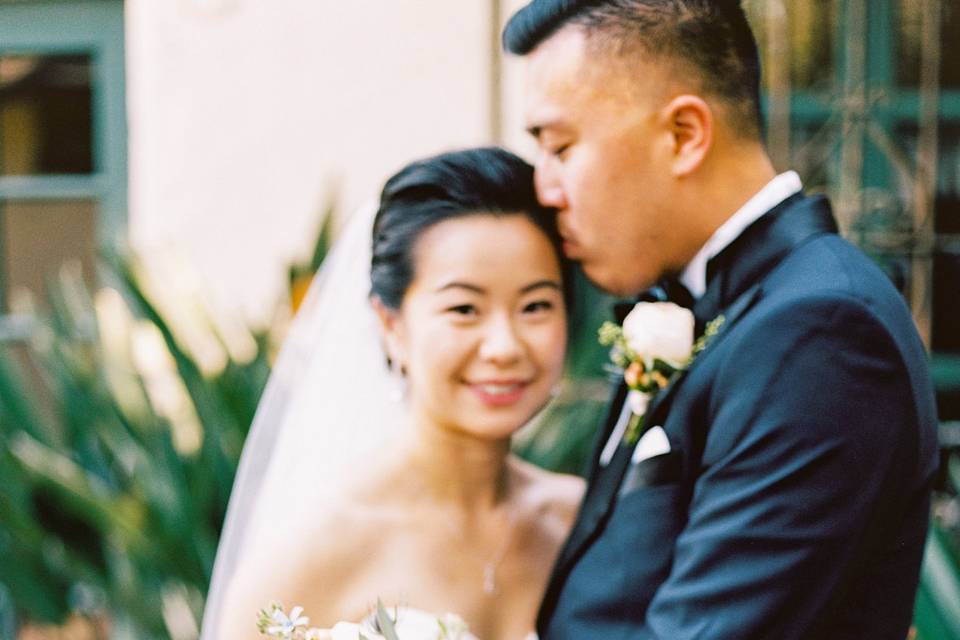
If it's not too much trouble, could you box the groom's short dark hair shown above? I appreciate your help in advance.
[503,0,763,139]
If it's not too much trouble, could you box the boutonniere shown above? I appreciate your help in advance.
[599,302,725,445]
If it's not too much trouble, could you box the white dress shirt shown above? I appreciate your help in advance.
[599,170,802,467]
[679,171,803,299]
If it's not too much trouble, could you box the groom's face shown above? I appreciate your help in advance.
[524,27,684,297]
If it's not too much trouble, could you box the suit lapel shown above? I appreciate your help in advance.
[640,282,761,429]
[705,193,837,313]
[549,282,762,579]
[543,194,841,607]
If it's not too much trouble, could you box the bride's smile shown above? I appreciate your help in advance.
[465,379,530,407]
[376,213,567,441]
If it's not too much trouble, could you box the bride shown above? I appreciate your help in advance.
[204,147,585,639]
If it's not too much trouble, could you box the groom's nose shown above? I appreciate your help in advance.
[534,157,566,209]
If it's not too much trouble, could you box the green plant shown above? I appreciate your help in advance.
[0,249,272,638]
[913,451,960,640]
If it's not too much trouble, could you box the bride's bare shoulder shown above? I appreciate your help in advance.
[216,479,396,637]
[302,490,386,563]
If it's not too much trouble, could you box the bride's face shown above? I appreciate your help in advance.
[378,213,567,440]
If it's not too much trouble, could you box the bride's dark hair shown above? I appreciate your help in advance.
[370,146,567,310]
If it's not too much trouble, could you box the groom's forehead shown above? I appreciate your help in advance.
[524,28,588,98]
[524,29,670,120]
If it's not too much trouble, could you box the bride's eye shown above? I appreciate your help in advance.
[522,300,554,314]
[446,303,478,317]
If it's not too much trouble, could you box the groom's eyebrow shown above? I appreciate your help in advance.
[526,123,556,140]
[526,119,567,140]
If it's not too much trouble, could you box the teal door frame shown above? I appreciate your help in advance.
[0,0,126,337]
[755,0,958,349]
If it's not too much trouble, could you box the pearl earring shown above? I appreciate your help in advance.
[390,362,408,403]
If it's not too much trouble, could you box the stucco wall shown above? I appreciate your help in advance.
[126,0,496,325]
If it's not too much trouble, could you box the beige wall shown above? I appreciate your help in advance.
[126,0,499,326]
[498,0,538,161]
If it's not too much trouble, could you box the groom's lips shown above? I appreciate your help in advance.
[557,221,580,257]
[467,379,530,407]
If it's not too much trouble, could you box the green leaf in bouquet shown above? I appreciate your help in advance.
[374,599,401,640]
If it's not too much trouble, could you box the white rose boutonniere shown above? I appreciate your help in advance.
[599,301,724,445]
[621,302,696,367]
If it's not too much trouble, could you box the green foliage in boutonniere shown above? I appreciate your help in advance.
[693,314,726,358]
[599,302,725,445]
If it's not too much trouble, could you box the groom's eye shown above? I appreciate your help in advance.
[551,144,570,159]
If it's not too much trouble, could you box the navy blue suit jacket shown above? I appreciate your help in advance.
[538,194,939,639]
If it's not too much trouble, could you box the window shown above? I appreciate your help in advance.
[0,1,125,341]
[746,0,960,356]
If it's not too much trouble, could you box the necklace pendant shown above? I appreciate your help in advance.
[483,563,498,595]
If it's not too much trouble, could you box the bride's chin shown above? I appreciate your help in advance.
[438,412,529,442]
[460,409,545,442]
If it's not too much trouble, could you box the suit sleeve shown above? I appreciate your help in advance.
[640,293,918,639]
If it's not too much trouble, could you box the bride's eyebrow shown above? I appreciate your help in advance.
[435,282,485,294]
[522,280,562,294]
[434,280,561,294]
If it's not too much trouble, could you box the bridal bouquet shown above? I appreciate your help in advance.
[257,602,476,640]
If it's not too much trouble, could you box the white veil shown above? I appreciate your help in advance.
[201,202,403,638]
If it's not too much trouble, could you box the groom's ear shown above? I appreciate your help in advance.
[371,296,407,370]
[662,94,713,178]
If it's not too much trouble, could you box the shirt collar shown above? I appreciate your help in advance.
[679,170,802,299]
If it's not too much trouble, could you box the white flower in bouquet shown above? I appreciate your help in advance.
[258,603,475,640]
[330,607,471,640]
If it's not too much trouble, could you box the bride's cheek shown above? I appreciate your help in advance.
[537,322,567,363]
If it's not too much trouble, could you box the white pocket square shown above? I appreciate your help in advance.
[631,425,671,464]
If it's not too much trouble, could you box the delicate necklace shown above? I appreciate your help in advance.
[445,507,518,596]
[481,516,514,596]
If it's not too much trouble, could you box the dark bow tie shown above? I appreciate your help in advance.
[612,277,695,324]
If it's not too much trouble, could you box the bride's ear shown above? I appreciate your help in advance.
[371,296,407,372]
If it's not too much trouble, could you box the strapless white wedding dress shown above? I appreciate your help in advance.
[204,205,545,640]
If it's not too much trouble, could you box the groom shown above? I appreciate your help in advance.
[504,1,939,638]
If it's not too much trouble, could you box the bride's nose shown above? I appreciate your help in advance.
[478,313,524,364]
